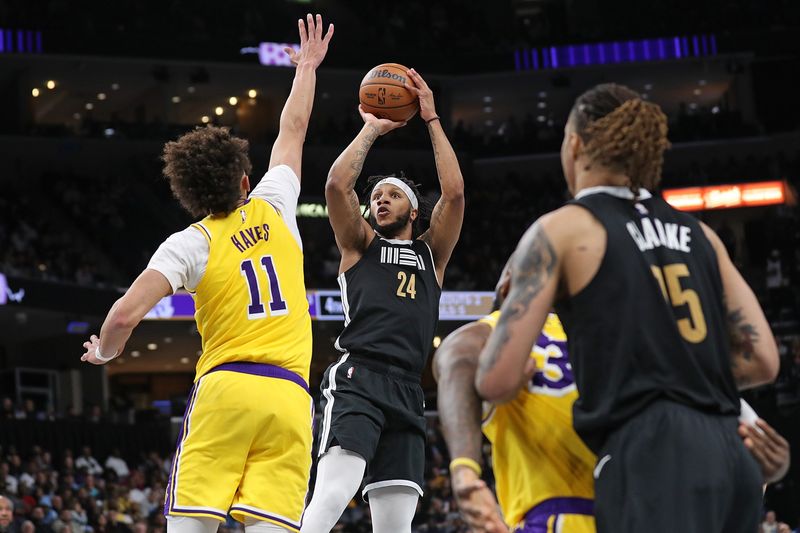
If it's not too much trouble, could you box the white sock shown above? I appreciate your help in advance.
[300,446,366,533]
[166,516,220,533]
[368,486,419,533]
[244,517,294,533]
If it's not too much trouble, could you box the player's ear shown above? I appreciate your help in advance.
[410,208,418,222]
[568,132,582,161]
[242,173,251,193]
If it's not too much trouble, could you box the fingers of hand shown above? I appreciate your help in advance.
[315,14,323,39]
[323,23,334,43]
[298,18,308,44]
[306,14,314,39]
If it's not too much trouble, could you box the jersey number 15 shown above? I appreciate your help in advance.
[651,263,707,343]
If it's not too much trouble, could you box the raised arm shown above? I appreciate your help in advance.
[325,107,406,268]
[434,322,508,533]
[477,217,561,403]
[701,223,779,389]
[81,270,172,364]
[268,14,334,178]
[406,69,465,281]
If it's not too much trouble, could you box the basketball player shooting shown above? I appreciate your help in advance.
[475,83,780,533]
[300,69,464,533]
[80,14,333,533]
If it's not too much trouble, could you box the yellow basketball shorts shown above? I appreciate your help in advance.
[514,497,595,533]
[164,364,313,531]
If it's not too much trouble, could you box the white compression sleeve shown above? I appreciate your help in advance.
[166,516,220,533]
[299,446,366,533]
[368,486,419,533]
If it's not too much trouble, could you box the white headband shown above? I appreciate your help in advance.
[371,177,418,210]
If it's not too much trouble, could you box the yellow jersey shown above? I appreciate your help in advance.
[191,196,311,382]
[480,311,596,529]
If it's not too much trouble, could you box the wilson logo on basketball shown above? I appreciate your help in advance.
[368,69,407,84]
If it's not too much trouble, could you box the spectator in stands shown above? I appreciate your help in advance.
[74,447,102,477]
[763,511,779,533]
[1,398,15,420]
[0,495,17,533]
[1,463,17,495]
[103,449,129,480]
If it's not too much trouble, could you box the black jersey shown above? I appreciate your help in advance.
[554,188,739,453]
[335,235,441,374]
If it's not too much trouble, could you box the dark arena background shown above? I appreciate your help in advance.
[1,1,799,531]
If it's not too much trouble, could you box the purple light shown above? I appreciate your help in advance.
[674,36,681,58]
[613,42,621,63]
[682,36,689,57]
[550,47,558,68]
[628,41,636,61]
[701,34,708,56]
[5,30,11,53]
[531,49,539,70]
[35,30,41,53]
[583,44,591,65]
[568,45,576,66]
[26,30,32,53]
[514,50,521,71]
[0,30,4,53]
[692,35,699,56]
[543,49,550,69]
[17,30,23,53]
[710,34,717,55]
[658,38,666,60]
[598,43,606,64]
[643,40,651,61]
[522,49,530,69]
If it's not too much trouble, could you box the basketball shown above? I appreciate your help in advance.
[359,63,419,122]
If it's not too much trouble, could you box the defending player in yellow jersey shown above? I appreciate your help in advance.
[80,14,334,533]
[434,262,596,533]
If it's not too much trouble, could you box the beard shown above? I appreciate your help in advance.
[371,208,412,239]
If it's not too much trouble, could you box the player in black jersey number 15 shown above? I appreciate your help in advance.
[300,69,464,533]
[476,83,779,533]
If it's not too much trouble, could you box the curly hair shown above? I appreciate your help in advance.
[162,126,253,218]
[570,83,671,197]
[361,172,431,238]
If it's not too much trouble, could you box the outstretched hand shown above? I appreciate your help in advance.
[358,105,407,136]
[285,13,334,69]
[404,68,438,122]
[81,334,117,365]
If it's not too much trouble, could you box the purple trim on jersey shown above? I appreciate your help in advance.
[230,506,299,531]
[206,362,309,393]
[517,497,594,532]
[164,381,202,516]
[192,223,211,242]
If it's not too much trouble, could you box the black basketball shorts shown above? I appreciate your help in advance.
[592,399,762,533]
[317,353,427,499]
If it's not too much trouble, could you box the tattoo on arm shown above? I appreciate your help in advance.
[478,223,556,376]
[727,306,760,387]
[345,126,379,189]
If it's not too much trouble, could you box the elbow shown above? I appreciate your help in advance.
[475,372,513,404]
[108,303,138,331]
[761,344,781,383]
[325,174,347,195]
[280,114,308,138]
[443,184,465,203]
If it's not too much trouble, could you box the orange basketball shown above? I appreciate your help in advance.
[359,63,419,122]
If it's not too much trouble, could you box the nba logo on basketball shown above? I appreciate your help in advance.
[347,367,355,379]
[378,87,386,105]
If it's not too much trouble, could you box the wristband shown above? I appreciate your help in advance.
[449,457,482,477]
[95,345,118,362]
[425,116,441,124]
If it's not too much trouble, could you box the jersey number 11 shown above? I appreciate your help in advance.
[240,256,288,319]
